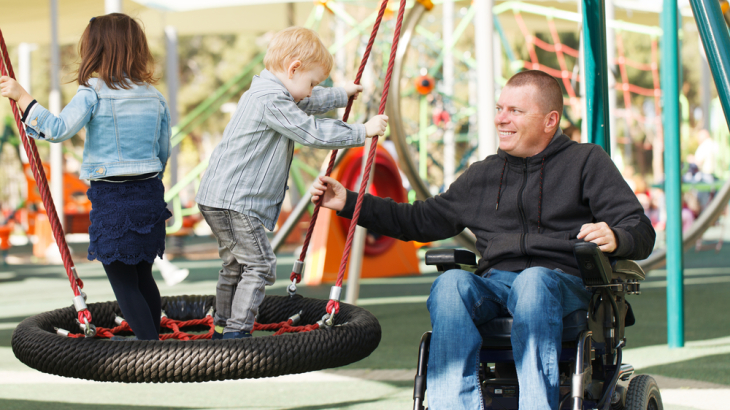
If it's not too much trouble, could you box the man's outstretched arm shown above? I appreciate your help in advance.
[311,175,470,243]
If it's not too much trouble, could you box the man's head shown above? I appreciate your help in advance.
[264,27,334,102]
[495,70,563,157]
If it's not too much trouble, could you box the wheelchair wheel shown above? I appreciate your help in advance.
[625,375,663,410]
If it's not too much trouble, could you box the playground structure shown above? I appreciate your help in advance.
[5,0,413,382]
[1,1,729,262]
[0,0,728,355]
[0,0,724,410]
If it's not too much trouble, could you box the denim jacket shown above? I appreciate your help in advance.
[23,78,171,180]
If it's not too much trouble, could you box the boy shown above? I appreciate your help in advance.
[196,27,388,339]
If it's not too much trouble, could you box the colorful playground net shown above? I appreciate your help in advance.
[391,1,671,193]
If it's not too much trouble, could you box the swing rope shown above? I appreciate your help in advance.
[290,0,391,291]
[0,29,94,335]
[2,0,406,340]
[325,0,408,318]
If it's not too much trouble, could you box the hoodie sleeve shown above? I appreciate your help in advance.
[336,166,473,242]
[582,146,656,260]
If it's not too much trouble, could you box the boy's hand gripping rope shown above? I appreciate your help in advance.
[0,29,94,337]
[288,0,392,297]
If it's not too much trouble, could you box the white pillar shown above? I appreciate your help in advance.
[442,0,455,188]
[345,138,375,305]
[165,26,179,188]
[606,0,618,160]
[105,0,122,14]
[475,0,496,159]
[468,65,477,157]
[49,0,64,229]
[335,17,347,118]
[494,26,503,96]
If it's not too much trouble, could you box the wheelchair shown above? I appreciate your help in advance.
[413,242,663,410]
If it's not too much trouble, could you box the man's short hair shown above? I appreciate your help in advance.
[264,27,334,75]
[505,70,564,121]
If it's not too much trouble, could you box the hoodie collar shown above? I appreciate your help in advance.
[497,128,572,168]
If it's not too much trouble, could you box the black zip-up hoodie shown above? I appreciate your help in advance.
[337,133,656,277]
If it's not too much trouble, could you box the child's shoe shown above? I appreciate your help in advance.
[212,325,225,340]
[110,335,138,341]
[222,330,252,339]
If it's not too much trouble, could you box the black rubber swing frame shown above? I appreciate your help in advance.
[12,294,381,383]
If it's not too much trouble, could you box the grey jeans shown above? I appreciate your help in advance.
[199,205,276,333]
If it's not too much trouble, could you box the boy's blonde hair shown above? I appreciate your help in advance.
[264,27,334,75]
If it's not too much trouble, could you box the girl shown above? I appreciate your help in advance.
[1,13,171,341]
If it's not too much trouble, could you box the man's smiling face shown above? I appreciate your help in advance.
[494,85,556,158]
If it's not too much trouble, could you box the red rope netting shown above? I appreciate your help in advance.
[616,33,663,146]
[514,13,581,116]
[512,12,662,142]
[66,313,314,340]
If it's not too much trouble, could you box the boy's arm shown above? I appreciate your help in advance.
[265,97,366,149]
[296,86,348,115]
[23,87,98,143]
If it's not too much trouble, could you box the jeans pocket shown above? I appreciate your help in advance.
[202,209,237,249]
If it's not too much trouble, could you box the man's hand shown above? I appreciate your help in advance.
[577,222,617,253]
[310,176,347,212]
[344,82,364,99]
[364,114,388,138]
[1,76,33,111]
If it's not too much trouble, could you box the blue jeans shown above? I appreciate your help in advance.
[199,205,276,333]
[426,267,592,410]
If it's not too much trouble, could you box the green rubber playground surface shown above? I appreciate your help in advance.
[641,353,730,386]
[1,231,729,409]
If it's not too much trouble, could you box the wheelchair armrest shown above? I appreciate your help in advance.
[573,242,613,286]
[573,242,646,285]
[611,260,646,281]
[425,249,477,273]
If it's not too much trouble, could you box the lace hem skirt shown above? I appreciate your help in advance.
[87,177,172,265]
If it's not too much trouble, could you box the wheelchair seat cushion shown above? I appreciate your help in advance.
[478,309,588,347]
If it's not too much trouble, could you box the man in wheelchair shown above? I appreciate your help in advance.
[310,70,656,410]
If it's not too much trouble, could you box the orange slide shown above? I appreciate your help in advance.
[303,145,420,285]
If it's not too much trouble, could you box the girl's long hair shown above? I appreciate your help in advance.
[76,13,157,90]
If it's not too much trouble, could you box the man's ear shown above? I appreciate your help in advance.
[545,111,559,132]
[288,60,302,79]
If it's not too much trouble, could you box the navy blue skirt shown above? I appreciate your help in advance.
[87,177,172,265]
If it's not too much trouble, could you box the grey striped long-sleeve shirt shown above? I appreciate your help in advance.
[196,69,366,230]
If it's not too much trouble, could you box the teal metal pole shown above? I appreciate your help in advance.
[581,0,611,153]
[661,0,684,348]
[689,0,730,127]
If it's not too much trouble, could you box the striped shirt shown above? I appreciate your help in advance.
[196,69,366,230]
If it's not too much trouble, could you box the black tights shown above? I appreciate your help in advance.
[102,260,161,340]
